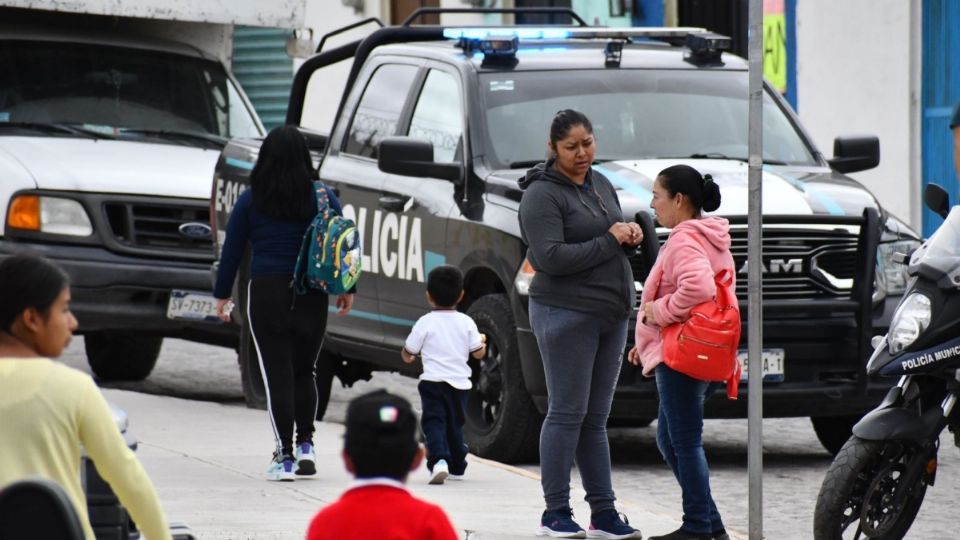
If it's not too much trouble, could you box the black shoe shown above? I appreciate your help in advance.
[711,529,729,540]
[648,527,713,540]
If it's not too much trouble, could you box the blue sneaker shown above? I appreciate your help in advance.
[538,507,586,538]
[265,453,295,482]
[295,442,316,476]
[587,510,641,539]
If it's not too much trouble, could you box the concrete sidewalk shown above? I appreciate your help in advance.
[105,388,708,540]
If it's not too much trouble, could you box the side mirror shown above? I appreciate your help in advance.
[377,137,463,184]
[924,183,950,219]
[828,135,880,174]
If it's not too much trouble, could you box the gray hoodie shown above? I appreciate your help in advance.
[518,161,634,324]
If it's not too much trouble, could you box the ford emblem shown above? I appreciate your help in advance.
[178,222,212,239]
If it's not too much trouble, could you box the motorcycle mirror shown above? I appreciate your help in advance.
[924,183,950,219]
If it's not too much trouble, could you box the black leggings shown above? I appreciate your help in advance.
[247,275,328,457]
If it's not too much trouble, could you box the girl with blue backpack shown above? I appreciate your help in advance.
[213,126,355,481]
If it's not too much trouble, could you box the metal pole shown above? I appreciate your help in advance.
[747,0,764,538]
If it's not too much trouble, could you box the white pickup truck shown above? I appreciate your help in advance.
[0,6,269,381]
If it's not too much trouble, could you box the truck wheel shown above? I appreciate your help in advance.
[315,350,336,421]
[85,333,162,382]
[238,319,268,409]
[811,414,862,456]
[465,294,543,463]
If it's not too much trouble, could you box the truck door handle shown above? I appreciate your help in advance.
[378,195,411,211]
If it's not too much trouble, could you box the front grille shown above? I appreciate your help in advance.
[103,200,213,257]
[632,226,861,302]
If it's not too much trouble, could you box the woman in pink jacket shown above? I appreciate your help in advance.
[627,164,734,540]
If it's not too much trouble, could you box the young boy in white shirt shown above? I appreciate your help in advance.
[401,265,486,484]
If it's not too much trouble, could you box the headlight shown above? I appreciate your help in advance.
[876,240,920,297]
[514,258,535,295]
[7,195,93,236]
[887,292,932,354]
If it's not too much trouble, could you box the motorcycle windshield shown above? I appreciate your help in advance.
[910,206,960,284]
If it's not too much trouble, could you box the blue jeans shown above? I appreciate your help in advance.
[529,299,628,514]
[418,381,469,475]
[655,363,724,534]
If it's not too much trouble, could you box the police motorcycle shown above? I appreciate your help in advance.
[813,183,960,540]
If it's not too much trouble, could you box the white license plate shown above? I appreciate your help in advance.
[737,349,785,382]
[166,290,220,322]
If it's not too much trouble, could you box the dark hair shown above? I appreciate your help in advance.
[344,390,419,480]
[549,109,594,146]
[0,254,70,332]
[427,265,464,308]
[249,125,317,220]
[657,164,722,213]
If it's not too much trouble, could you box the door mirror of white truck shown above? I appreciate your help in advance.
[828,135,880,174]
[377,136,464,184]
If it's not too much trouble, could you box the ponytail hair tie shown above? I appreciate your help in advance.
[703,173,714,186]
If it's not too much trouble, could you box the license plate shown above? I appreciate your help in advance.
[166,290,220,322]
[737,348,785,382]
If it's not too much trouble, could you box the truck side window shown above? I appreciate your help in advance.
[408,70,463,163]
[343,64,419,159]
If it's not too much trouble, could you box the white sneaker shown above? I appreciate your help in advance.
[429,459,449,484]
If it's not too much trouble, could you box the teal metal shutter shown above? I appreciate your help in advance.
[232,27,293,131]
[921,0,960,236]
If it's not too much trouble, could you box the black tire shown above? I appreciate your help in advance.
[85,332,162,382]
[812,414,863,456]
[465,294,543,463]
[315,349,336,421]
[238,318,268,409]
[814,437,928,540]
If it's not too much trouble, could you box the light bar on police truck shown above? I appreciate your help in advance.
[443,26,708,42]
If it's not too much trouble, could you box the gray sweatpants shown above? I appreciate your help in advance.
[529,298,628,514]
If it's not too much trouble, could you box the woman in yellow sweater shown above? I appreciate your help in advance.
[0,253,171,540]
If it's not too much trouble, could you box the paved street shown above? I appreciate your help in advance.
[62,336,960,540]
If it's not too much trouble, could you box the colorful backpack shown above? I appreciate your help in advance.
[292,181,362,296]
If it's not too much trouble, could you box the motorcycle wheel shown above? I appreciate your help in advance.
[813,436,929,540]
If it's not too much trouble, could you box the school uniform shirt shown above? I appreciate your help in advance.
[0,359,171,540]
[404,310,483,390]
[305,478,458,540]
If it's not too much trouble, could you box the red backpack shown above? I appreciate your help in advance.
[661,268,742,399]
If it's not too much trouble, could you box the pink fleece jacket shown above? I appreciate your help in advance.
[635,216,736,376]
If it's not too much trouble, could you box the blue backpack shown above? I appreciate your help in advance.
[292,182,362,296]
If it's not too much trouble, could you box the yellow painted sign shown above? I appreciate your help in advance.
[763,13,787,92]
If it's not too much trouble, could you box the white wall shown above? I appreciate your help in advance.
[796,0,918,227]
[296,0,493,133]
[5,0,305,27]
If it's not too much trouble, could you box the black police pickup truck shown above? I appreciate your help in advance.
[211,8,921,461]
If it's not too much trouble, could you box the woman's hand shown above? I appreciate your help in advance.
[335,293,355,316]
[642,302,660,327]
[215,298,234,323]
[609,222,643,246]
[627,345,641,366]
[625,222,643,246]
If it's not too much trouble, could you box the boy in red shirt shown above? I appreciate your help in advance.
[305,390,458,540]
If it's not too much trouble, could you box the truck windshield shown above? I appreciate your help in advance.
[0,40,262,141]
[480,69,817,168]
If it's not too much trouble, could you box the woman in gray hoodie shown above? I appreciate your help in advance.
[519,110,642,539]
